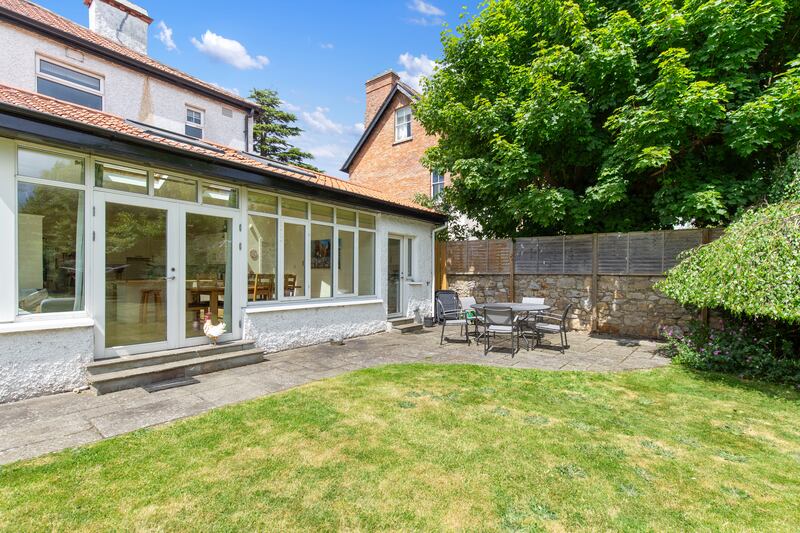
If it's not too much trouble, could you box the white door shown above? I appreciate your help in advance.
[94,192,241,357]
[387,236,408,317]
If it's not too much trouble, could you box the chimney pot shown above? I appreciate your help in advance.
[84,0,152,55]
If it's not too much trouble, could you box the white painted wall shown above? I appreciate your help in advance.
[0,326,93,404]
[0,21,251,151]
[243,302,387,353]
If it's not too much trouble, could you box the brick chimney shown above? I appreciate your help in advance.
[364,70,399,125]
[84,0,152,55]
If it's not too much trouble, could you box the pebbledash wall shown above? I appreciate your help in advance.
[447,274,692,338]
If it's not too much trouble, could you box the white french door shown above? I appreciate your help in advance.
[387,235,408,317]
[93,192,242,358]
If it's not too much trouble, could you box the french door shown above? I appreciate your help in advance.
[387,236,409,317]
[94,192,241,358]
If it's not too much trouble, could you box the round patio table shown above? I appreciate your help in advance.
[470,302,551,314]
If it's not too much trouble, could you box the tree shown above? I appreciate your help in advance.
[249,88,321,172]
[414,0,800,238]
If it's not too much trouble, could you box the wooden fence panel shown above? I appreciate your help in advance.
[538,236,564,273]
[515,238,538,274]
[466,240,488,273]
[563,234,594,274]
[628,231,664,274]
[597,233,629,274]
[488,240,512,274]
[446,241,468,273]
[663,230,703,270]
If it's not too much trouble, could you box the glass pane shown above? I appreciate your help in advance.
[95,162,148,194]
[202,184,238,208]
[387,237,401,312]
[40,60,101,90]
[337,230,355,295]
[248,191,278,214]
[104,202,166,347]
[37,78,102,110]
[358,213,376,229]
[283,222,306,297]
[17,183,84,315]
[311,224,333,298]
[185,125,203,139]
[154,173,197,202]
[186,213,233,339]
[311,204,334,223]
[407,239,414,279]
[359,231,375,296]
[337,208,356,226]
[282,198,307,219]
[18,148,84,184]
[248,215,277,302]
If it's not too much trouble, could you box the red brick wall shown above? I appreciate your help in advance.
[348,91,449,203]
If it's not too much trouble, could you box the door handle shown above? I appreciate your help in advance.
[162,276,176,281]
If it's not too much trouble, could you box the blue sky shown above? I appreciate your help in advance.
[36,0,477,177]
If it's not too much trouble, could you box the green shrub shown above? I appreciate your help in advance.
[661,319,800,387]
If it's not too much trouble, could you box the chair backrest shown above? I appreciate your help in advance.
[435,290,461,321]
[522,296,545,305]
[560,303,574,328]
[483,305,514,327]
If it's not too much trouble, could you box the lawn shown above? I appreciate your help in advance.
[1,364,800,531]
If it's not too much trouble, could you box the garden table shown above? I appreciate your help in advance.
[469,302,551,343]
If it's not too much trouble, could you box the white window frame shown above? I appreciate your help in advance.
[185,106,204,139]
[244,190,378,307]
[431,171,445,197]
[36,55,104,110]
[394,106,412,142]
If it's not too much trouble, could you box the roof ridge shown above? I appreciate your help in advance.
[1,0,254,108]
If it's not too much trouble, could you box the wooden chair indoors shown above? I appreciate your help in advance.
[284,273,297,297]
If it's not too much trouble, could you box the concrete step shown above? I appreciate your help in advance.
[393,322,423,334]
[87,340,256,376]
[89,347,266,395]
[388,317,415,326]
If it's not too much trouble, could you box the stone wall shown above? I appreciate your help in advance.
[447,274,695,338]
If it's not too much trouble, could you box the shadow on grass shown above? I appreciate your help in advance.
[680,366,800,401]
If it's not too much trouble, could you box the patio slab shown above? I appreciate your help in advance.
[0,328,667,465]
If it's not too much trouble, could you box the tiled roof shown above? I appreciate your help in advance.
[0,0,256,110]
[0,83,438,215]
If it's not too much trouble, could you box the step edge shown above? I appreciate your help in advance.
[87,341,256,369]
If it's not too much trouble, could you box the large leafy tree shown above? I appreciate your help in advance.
[249,88,320,172]
[415,0,800,237]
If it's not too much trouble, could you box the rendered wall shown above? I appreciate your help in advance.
[0,326,93,404]
[0,21,250,150]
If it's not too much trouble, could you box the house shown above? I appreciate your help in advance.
[0,0,445,403]
[341,71,450,204]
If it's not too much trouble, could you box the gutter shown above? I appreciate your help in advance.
[0,7,257,112]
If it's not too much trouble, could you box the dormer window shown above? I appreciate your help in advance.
[36,57,103,110]
[394,106,412,142]
[185,107,204,138]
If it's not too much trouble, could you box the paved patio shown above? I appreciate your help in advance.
[0,328,667,465]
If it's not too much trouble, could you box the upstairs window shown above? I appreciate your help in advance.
[431,171,445,197]
[394,106,412,142]
[36,57,103,110]
[185,107,204,138]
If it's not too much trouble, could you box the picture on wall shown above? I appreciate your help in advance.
[311,239,331,269]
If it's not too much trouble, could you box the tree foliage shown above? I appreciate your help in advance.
[656,201,800,323]
[249,88,320,172]
[415,0,800,237]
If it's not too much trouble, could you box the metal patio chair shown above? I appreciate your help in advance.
[436,290,471,345]
[458,295,483,340]
[518,296,545,344]
[481,305,525,356]
[533,303,574,354]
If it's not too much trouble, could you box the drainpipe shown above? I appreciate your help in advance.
[431,224,447,310]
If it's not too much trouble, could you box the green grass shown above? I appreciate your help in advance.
[2,365,800,531]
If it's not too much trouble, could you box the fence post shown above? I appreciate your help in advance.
[435,241,447,291]
[591,233,599,333]
[509,239,515,302]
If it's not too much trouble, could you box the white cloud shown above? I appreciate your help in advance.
[156,21,176,51]
[302,106,344,134]
[397,52,436,91]
[320,43,334,49]
[281,100,301,112]
[354,122,365,133]
[210,82,240,95]
[408,0,444,16]
[191,30,269,70]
